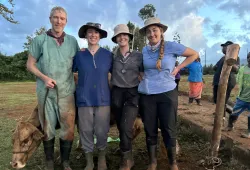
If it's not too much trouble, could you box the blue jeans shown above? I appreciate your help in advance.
[231,98,250,117]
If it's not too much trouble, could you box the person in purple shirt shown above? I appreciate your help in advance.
[138,17,198,170]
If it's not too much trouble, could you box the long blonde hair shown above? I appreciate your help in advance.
[156,29,165,70]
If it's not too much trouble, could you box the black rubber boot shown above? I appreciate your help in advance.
[188,98,193,104]
[98,149,107,170]
[60,138,73,170]
[226,115,238,131]
[119,150,134,170]
[147,145,157,170]
[167,147,178,170]
[241,117,250,138]
[195,99,202,106]
[43,138,55,170]
[84,152,94,170]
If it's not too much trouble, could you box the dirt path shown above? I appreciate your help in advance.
[178,94,250,149]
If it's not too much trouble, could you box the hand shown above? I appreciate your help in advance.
[74,73,78,85]
[138,75,143,81]
[171,67,180,76]
[44,77,56,88]
[138,72,144,82]
[80,48,86,51]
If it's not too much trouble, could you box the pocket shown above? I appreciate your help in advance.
[111,87,123,108]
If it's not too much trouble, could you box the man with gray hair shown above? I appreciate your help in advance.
[26,6,79,170]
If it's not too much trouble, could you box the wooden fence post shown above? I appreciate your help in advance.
[210,44,240,157]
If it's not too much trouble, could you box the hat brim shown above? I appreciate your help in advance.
[78,25,108,39]
[139,23,168,35]
[111,33,133,43]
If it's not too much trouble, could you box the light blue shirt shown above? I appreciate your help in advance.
[138,41,186,95]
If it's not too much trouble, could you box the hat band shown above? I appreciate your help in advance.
[86,22,101,29]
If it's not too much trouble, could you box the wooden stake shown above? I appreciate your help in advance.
[210,44,240,157]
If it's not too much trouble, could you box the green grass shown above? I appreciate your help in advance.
[0,117,19,170]
[0,93,36,108]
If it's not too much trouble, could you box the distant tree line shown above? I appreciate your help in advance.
[0,51,35,81]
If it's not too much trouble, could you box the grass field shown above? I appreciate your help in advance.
[0,78,247,170]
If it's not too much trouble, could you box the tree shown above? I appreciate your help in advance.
[138,4,156,21]
[173,32,181,58]
[0,51,35,80]
[102,45,111,51]
[173,32,181,44]
[112,45,119,53]
[0,0,18,24]
[126,21,144,52]
[23,26,47,50]
[138,4,156,47]
[133,27,145,52]
[127,21,135,49]
[127,21,135,33]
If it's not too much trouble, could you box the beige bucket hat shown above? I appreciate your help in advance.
[111,24,133,43]
[139,17,168,35]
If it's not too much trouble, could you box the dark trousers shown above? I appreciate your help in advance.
[140,89,178,148]
[111,86,139,152]
[213,84,234,114]
[175,79,180,91]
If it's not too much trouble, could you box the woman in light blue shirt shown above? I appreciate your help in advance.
[138,17,198,170]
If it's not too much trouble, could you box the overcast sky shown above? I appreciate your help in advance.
[1,0,249,65]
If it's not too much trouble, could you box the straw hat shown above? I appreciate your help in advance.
[78,22,107,39]
[139,17,168,35]
[111,24,133,43]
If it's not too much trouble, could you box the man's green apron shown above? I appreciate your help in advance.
[29,34,79,140]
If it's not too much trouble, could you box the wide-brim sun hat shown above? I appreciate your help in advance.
[139,17,168,35]
[111,24,133,43]
[78,22,107,39]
